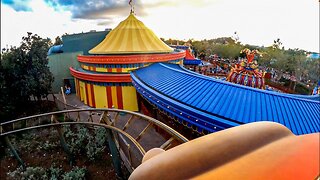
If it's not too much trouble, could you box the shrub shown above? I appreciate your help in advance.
[48,166,62,180]
[7,165,86,180]
[86,127,107,161]
[8,166,48,180]
[62,167,87,180]
[64,125,108,161]
[64,125,88,154]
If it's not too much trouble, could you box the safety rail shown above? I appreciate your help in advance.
[1,108,189,174]
[1,121,145,155]
[1,108,188,143]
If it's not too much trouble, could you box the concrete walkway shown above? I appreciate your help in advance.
[52,93,89,109]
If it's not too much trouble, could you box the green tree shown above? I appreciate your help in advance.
[53,36,63,45]
[0,33,53,120]
[272,38,283,49]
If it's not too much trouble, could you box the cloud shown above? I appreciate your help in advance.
[1,0,109,49]
[44,0,149,20]
[42,0,158,27]
[1,0,33,11]
[1,0,318,52]
[97,19,113,26]
[41,0,218,23]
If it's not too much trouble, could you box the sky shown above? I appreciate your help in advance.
[1,0,319,52]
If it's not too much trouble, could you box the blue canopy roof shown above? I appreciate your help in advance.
[131,63,320,135]
[47,45,63,55]
[307,53,320,59]
[183,59,201,65]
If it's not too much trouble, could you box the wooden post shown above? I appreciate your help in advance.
[52,93,56,103]
[60,87,67,110]
[60,87,70,120]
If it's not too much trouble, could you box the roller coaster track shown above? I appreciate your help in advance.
[1,108,188,176]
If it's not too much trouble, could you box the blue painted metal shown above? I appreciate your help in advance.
[183,59,201,65]
[47,44,63,55]
[131,63,320,135]
[170,45,189,50]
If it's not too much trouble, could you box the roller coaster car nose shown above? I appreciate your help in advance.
[129,122,320,180]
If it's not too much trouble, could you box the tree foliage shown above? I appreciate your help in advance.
[0,33,53,120]
[162,37,319,85]
[53,36,63,45]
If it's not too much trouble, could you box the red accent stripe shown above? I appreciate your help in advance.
[116,68,122,73]
[77,51,185,64]
[77,79,80,96]
[116,86,123,109]
[106,86,113,108]
[90,84,96,107]
[85,83,89,105]
[92,66,96,72]
[70,67,132,83]
[107,68,112,72]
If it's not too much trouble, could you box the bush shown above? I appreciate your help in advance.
[62,167,87,180]
[48,166,62,180]
[86,127,107,161]
[8,166,48,180]
[64,125,88,154]
[64,125,108,161]
[7,165,86,180]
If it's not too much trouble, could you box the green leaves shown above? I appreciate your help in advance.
[64,125,108,161]
[0,33,54,120]
[7,166,86,180]
[62,167,87,180]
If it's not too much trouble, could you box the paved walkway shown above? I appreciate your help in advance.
[52,93,89,109]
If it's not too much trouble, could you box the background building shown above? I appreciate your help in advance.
[48,30,110,93]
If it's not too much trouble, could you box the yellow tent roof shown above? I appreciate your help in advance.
[89,13,173,54]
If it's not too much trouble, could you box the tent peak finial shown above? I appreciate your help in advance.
[129,0,135,14]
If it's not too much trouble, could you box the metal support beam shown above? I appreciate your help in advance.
[106,129,124,179]
[113,112,119,126]
[4,136,26,169]
[51,115,74,165]
[122,115,134,131]
[135,123,152,141]
[160,137,175,150]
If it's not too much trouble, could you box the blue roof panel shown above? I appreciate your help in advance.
[131,63,320,135]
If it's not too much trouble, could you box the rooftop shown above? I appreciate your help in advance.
[89,13,173,55]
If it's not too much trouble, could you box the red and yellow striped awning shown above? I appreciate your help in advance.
[89,13,173,54]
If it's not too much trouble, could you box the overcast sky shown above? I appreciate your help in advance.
[1,0,319,52]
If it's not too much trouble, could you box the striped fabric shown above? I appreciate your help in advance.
[89,13,173,54]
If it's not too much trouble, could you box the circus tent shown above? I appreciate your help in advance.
[89,13,173,54]
[70,12,185,111]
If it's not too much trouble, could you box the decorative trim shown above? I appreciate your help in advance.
[77,51,185,64]
[70,67,132,83]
